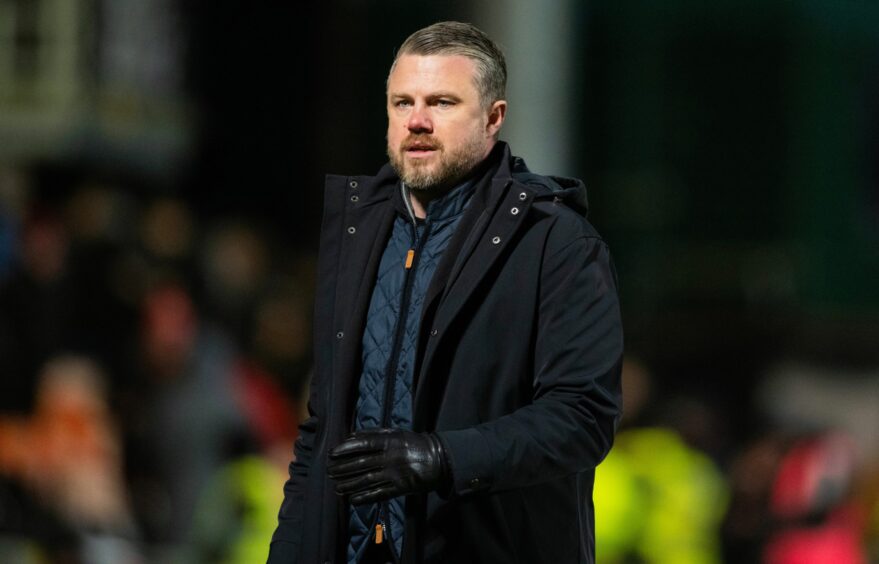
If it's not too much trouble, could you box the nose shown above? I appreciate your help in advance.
[406,104,432,134]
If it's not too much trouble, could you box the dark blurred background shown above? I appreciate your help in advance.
[0,1,877,563]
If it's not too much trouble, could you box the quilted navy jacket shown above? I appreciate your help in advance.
[348,177,478,562]
[270,142,623,564]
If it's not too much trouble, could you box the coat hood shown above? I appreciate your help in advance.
[509,154,589,217]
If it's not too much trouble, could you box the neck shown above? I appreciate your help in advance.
[410,196,428,220]
[407,186,441,219]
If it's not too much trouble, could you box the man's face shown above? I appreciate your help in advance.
[386,54,504,193]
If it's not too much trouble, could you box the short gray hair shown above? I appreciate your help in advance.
[390,21,507,108]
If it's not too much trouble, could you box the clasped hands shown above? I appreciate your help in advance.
[327,428,450,505]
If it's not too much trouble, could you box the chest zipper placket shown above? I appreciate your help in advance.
[375,183,430,560]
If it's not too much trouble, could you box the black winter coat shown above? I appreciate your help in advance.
[270,143,623,564]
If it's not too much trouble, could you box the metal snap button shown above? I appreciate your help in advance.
[336,331,344,339]
[518,192,527,201]
[347,226,356,234]
[350,195,359,202]
[349,180,358,188]
[430,329,438,336]
[491,236,501,245]
[510,207,519,215]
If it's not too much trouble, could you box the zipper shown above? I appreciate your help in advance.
[374,184,426,564]
[375,506,400,562]
[380,218,429,427]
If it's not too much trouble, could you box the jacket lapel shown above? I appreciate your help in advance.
[327,172,397,432]
[413,156,536,425]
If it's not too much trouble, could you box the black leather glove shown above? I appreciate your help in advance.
[327,428,450,505]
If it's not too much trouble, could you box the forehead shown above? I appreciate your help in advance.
[387,54,479,95]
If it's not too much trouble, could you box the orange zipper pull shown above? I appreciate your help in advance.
[375,523,384,544]
[405,249,415,270]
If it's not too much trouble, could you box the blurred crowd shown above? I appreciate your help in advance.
[1,160,878,564]
[0,163,309,563]
[595,359,879,564]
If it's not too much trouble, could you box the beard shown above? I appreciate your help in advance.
[387,132,487,195]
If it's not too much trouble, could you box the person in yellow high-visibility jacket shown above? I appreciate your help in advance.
[594,427,729,564]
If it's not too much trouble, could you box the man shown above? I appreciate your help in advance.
[270,21,622,564]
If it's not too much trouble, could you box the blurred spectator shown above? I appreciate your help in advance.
[201,222,269,342]
[0,355,141,563]
[762,433,866,564]
[63,183,141,395]
[724,359,879,563]
[0,210,74,412]
[723,433,786,562]
[135,197,199,304]
[187,362,299,564]
[139,197,195,266]
[124,282,251,556]
[189,454,287,564]
[232,360,299,462]
[0,165,28,281]
[27,357,134,534]
[725,431,869,564]
[249,274,313,397]
[594,358,729,564]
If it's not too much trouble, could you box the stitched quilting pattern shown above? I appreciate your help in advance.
[347,180,474,563]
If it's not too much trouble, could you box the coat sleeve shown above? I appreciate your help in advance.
[268,396,318,563]
[436,232,623,496]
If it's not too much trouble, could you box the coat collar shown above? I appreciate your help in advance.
[353,140,516,209]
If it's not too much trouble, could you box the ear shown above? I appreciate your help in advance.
[485,100,507,137]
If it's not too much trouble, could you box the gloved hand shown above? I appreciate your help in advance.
[327,428,450,505]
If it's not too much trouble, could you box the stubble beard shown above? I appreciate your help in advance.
[388,133,487,196]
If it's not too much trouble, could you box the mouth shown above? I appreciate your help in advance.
[403,141,439,157]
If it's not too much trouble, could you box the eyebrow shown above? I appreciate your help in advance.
[427,93,463,102]
[388,92,464,102]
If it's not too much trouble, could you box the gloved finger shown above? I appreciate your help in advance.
[327,453,384,479]
[329,433,387,459]
[350,483,400,506]
[334,471,390,496]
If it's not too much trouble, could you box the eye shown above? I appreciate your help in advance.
[437,99,455,107]
[394,99,412,108]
